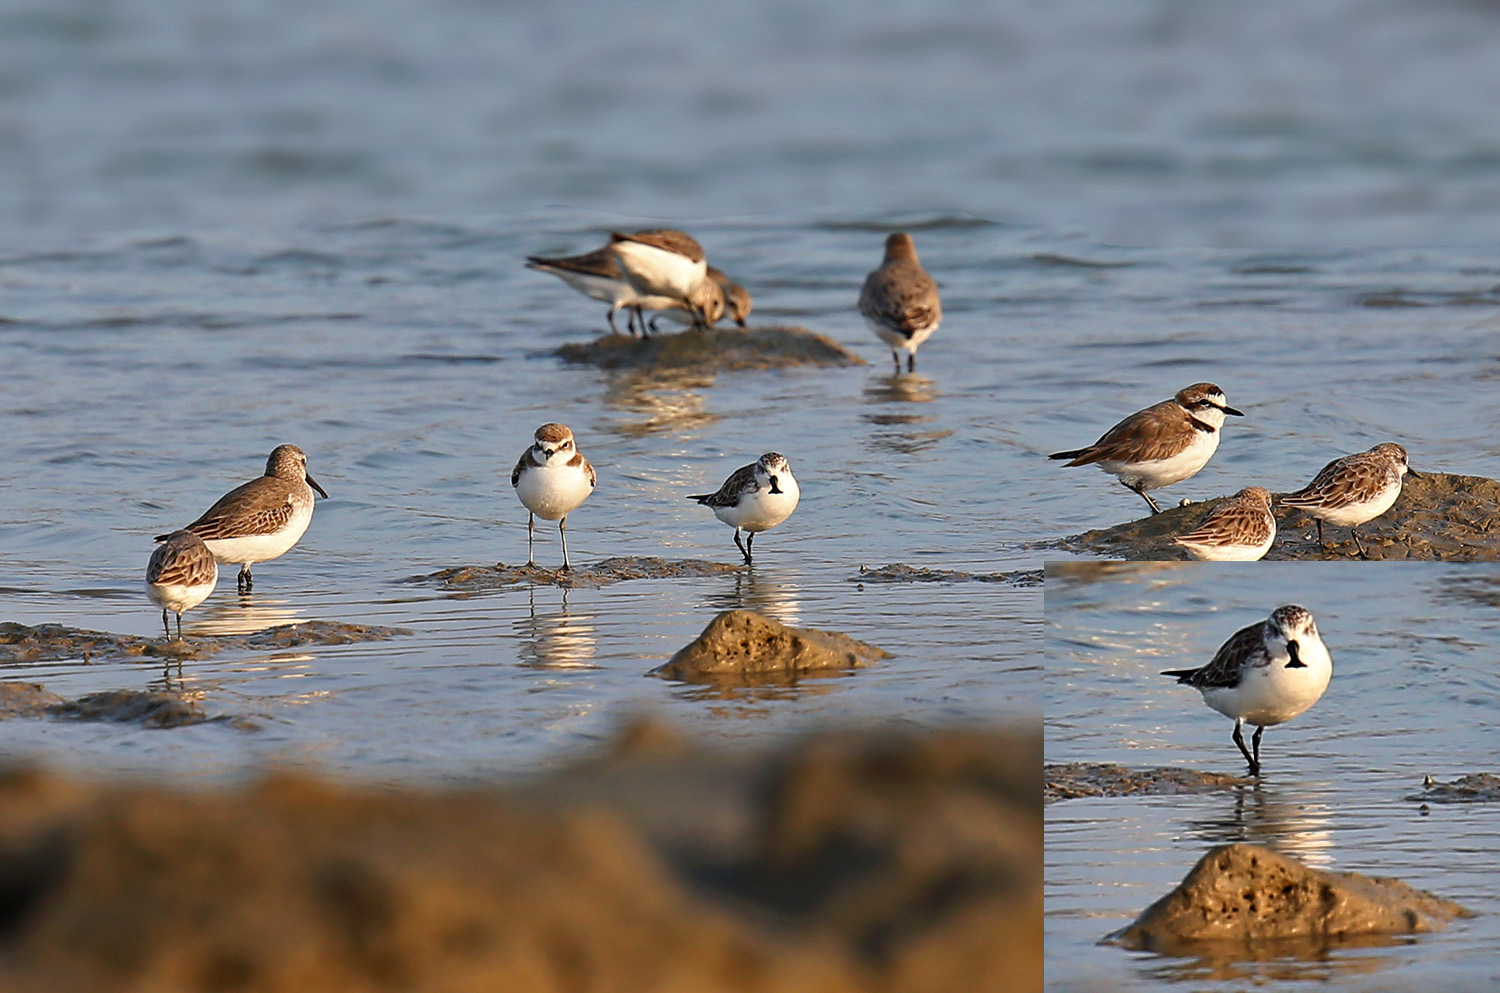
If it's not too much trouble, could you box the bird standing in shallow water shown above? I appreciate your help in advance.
[859,232,942,374]
[1162,605,1332,777]
[146,530,219,639]
[512,423,596,571]
[160,444,327,594]
[689,453,800,565]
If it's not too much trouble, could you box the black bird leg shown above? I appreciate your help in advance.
[733,529,751,565]
[1124,481,1163,515]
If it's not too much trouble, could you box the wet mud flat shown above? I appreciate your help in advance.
[1,680,249,730]
[853,563,1042,586]
[1051,472,1500,560]
[1044,762,1248,803]
[418,556,742,592]
[554,324,864,372]
[0,620,408,664]
[0,720,1042,993]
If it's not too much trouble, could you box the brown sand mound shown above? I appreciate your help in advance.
[556,324,865,372]
[0,621,410,664]
[0,722,1041,993]
[652,610,890,686]
[1106,843,1469,953]
[1051,471,1500,561]
[420,556,741,592]
[1045,763,1249,802]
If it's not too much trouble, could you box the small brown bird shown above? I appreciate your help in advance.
[146,530,219,639]
[859,233,942,373]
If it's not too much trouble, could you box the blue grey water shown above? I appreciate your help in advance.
[1046,563,1500,991]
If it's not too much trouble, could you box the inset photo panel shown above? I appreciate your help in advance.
[1044,561,1500,990]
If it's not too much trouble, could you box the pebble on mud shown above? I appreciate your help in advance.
[1051,471,1500,561]
[555,324,865,372]
[1106,843,1471,952]
[652,609,890,685]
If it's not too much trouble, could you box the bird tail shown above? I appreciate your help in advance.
[1160,668,1198,682]
[1048,448,1087,462]
[152,532,171,543]
[687,494,712,504]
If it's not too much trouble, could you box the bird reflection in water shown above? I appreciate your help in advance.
[862,373,951,455]
[1184,781,1336,867]
[516,586,599,669]
[190,596,304,637]
[600,369,718,438]
[703,568,802,628]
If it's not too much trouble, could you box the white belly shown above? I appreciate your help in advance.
[1303,486,1400,527]
[865,317,938,354]
[145,577,218,615]
[1177,532,1274,562]
[554,269,630,306]
[203,504,313,567]
[612,241,706,300]
[1201,646,1332,727]
[515,463,593,521]
[1100,430,1220,490]
[713,477,800,533]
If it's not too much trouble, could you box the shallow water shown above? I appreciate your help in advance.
[1045,563,1500,991]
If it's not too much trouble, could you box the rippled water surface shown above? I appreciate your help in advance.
[1046,563,1500,991]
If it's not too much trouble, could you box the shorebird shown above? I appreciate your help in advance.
[650,267,751,331]
[511,423,596,570]
[1280,443,1417,558]
[146,530,219,639]
[1162,605,1332,777]
[525,245,649,336]
[609,229,720,328]
[161,444,327,594]
[859,232,942,373]
[688,453,800,565]
[1049,383,1244,515]
[1174,486,1277,561]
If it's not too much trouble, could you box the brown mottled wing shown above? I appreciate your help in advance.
[1176,499,1274,547]
[859,263,941,337]
[1171,622,1264,688]
[611,229,705,263]
[569,451,597,489]
[690,462,757,507]
[147,536,217,587]
[1282,454,1389,510]
[511,447,540,488]
[1061,400,1195,466]
[525,246,620,279]
[183,478,295,540]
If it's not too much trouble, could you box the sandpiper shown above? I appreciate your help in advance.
[146,530,219,639]
[1049,383,1244,515]
[650,267,751,331]
[1162,605,1332,777]
[859,232,942,373]
[1280,443,1416,559]
[609,229,719,327]
[161,444,327,594]
[525,245,647,336]
[1174,486,1276,561]
[511,423,596,570]
[688,453,800,565]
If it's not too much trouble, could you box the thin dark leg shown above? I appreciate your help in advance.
[1252,724,1264,770]
[1350,526,1368,559]
[175,611,184,640]
[891,350,901,374]
[638,308,651,339]
[733,529,751,565]
[559,516,571,572]
[238,564,253,594]
[1315,519,1325,548]
[1124,481,1163,515]
[745,531,756,563]
[650,315,662,334]
[907,352,915,373]
[161,609,171,639]
[527,512,536,566]
[1232,720,1260,776]
[606,307,619,335]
